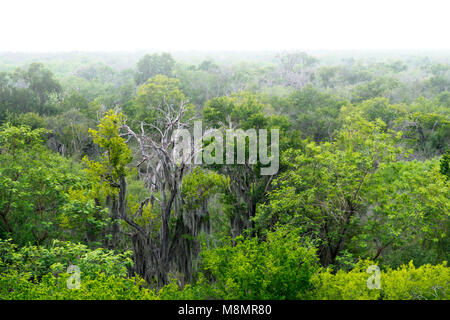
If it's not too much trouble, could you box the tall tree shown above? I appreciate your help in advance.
[202,92,286,238]
[257,112,402,265]
[12,63,61,115]
[83,110,132,249]
[120,76,207,286]
[0,124,101,245]
[134,53,175,85]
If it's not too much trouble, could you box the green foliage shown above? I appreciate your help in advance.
[0,122,49,151]
[351,77,403,103]
[310,260,382,300]
[202,92,287,240]
[124,75,194,132]
[10,112,47,129]
[0,239,133,280]
[58,187,109,245]
[396,109,450,157]
[203,92,270,130]
[135,53,175,85]
[364,159,449,267]
[182,168,228,211]
[256,112,403,265]
[202,96,235,127]
[1,53,450,300]
[310,260,449,300]
[355,97,405,128]
[180,168,230,247]
[196,228,319,299]
[82,110,132,197]
[440,150,450,180]
[62,90,88,112]
[45,109,95,158]
[0,63,61,119]
[0,271,156,300]
[381,261,449,300]
[280,86,347,141]
[0,124,103,244]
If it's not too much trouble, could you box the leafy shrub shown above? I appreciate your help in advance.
[157,276,215,300]
[309,260,383,300]
[0,239,133,280]
[0,124,106,245]
[0,271,157,300]
[310,260,449,300]
[381,261,449,300]
[1,240,447,300]
[193,228,319,299]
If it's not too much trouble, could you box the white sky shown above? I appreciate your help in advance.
[1,0,449,52]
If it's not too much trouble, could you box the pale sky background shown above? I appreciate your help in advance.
[1,0,449,52]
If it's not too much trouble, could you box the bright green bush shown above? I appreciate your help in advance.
[381,261,449,300]
[157,276,215,300]
[194,228,319,299]
[309,260,383,300]
[0,234,447,300]
[310,260,449,300]
[0,271,157,300]
[0,124,107,245]
[0,239,133,280]
[1,241,448,300]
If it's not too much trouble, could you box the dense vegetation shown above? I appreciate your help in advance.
[0,51,448,300]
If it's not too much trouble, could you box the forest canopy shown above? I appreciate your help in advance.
[0,50,449,300]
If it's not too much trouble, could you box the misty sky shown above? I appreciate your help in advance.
[1,0,449,52]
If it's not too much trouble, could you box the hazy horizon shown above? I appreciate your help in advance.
[2,0,449,52]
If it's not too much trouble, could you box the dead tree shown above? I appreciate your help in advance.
[119,98,208,287]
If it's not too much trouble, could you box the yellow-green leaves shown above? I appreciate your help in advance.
[83,110,132,197]
[311,260,449,300]
[182,168,229,211]
[130,75,195,131]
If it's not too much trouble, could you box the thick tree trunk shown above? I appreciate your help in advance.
[105,176,128,250]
